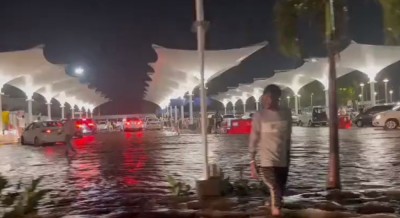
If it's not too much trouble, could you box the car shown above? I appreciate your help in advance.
[145,118,163,130]
[241,112,255,120]
[81,118,97,134]
[354,104,395,127]
[21,121,65,146]
[291,114,299,125]
[298,106,328,127]
[97,120,109,131]
[123,117,144,131]
[372,105,400,130]
[222,114,237,130]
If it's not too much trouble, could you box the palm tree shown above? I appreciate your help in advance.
[274,0,400,190]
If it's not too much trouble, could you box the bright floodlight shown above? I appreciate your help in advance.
[383,78,389,83]
[286,96,290,99]
[360,83,365,87]
[75,67,84,75]
[389,90,394,94]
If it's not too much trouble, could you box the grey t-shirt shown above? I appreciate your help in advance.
[249,108,292,167]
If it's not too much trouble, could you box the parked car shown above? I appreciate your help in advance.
[145,118,163,130]
[354,104,395,127]
[291,114,299,125]
[123,117,144,131]
[21,121,64,146]
[97,120,109,131]
[372,105,400,129]
[298,106,328,127]
[81,118,97,134]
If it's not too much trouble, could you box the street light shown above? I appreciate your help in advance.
[383,79,389,104]
[360,83,365,103]
[389,90,394,103]
[311,93,314,107]
[75,67,84,75]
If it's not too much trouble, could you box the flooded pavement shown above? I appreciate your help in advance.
[0,127,400,216]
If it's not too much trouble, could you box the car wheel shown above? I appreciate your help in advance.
[21,136,26,145]
[356,120,363,128]
[308,120,314,127]
[385,119,399,130]
[34,137,41,146]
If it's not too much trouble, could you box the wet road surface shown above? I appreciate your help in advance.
[0,127,400,215]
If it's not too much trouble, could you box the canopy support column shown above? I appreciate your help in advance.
[27,99,33,123]
[47,103,52,121]
[224,105,227,115]
[61,106,65,120]
[256,101,259,111]
[243,103,246,113]
[180,105,184,123]
[72,108,75,119]
[294,95,299,115]
[174,106,178,122]
[189,94,194,125]
[370,81,376,106]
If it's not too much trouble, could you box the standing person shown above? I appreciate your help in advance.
[215,111,223,133]
[17,114,26,138]
[249,84,292,217]
[62,113,77,156]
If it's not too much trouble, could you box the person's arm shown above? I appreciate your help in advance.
[249,112,261,161]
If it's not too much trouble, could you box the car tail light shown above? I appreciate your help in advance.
[42,129,52,134]
[88,123,94,126]
[126,122,131,125]
[76,124,83,129]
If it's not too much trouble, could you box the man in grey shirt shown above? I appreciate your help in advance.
[249,84,292,217]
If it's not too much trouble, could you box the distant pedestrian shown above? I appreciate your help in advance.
[62,113,77,156]
[17,114,26,138]
[215,111,223,133]
[249,84,292,217]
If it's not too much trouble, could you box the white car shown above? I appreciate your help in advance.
[21,121,65,146]
[372,105,400,129]
[145,118,163,130]
[97,120,108,131]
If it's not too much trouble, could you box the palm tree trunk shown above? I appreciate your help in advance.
[326,0,341,190]
[327,42,341,190]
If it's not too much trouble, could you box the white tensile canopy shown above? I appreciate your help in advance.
[338,42,400,105]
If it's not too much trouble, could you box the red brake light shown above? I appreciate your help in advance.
[88,123,94,126]
[42,129,52,134]
[76,124,82,128]
[126,122,130,125]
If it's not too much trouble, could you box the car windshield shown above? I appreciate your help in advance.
[392,105,400,111]
[148,119,158,122]
[223,115,234,118]
[313,108,326,114]
[42,121,62,127]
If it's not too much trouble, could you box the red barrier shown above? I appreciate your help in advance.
[227,119,252,134]
[339,115,352,129]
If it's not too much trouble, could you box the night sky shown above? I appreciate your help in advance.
[1,0,399,114]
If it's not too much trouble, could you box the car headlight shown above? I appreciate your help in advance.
[375,115,381,120]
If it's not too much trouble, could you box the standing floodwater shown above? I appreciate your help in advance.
[0,127,400,215]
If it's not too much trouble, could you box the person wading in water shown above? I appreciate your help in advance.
[249,84,292,217]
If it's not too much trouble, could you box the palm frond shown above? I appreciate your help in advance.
[379,0,400,45]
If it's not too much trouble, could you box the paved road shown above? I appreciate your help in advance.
[0,127,399,215]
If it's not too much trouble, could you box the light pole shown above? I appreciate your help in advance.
[374,92,378,103]
[195,0,209,179]
[311,93,314,107]
[286,96,290,108]
[389,90,393,103]
[360,83,365,104]
[383,79,389,104]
